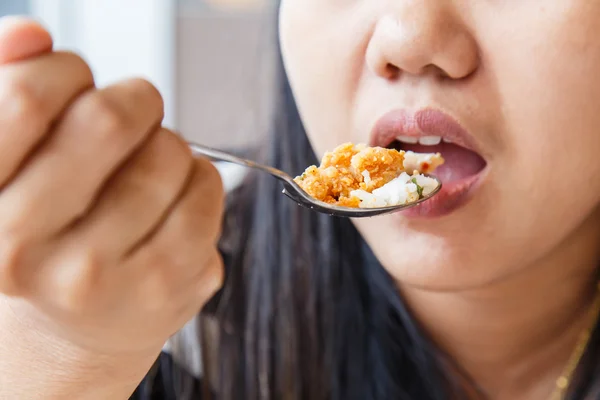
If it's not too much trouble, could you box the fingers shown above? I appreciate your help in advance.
[0,18,226,356]
[135,157,225,259]
[29,156,223,313]
[0,17,53,63]
[0,78,165,241]
[0,51,95,185]
[127,157,225,305]
[59,128,194,257]
[169,248,223,329]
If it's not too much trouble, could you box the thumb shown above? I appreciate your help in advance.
[0,16,53,64]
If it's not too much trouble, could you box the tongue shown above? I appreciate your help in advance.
[402,142,486,183]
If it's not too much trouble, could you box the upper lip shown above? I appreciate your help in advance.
[369,108,482,155]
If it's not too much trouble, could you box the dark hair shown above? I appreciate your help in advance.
[198,4,600,400]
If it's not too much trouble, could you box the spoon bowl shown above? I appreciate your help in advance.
[189,142,442,218]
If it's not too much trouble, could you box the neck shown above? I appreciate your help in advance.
[399,216,600,399]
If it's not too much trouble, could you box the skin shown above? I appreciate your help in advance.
[0,17,224,399]
[280,1,600,399]
[1,3,600,399]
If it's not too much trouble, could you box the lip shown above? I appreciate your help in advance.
[395,167,487,218]
[369,108,482,154]
[369,108,487,218]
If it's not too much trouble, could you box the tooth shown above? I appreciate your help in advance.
[396,135,419,144]
[442,138,453,143]
[418,136,442,145]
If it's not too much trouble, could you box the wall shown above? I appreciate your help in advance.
[175,6,275,148]
[26,0,275,147]
[0,1,29,15]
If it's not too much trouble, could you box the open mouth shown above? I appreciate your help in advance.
[387,136,487,184]
[369,108,488,217]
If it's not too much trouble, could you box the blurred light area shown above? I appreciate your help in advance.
[180,0,268,12]
[28,0,177,128]
[175,0,275,149]
[0,0,274,148]
[0,1,28,15]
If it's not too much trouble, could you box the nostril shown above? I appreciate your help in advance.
[382,63,444,80]
[366,11,480,82]
[384,63,400,79]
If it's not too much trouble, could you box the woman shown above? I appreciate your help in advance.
[0,0,599,399]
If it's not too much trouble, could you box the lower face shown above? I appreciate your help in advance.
[279,1,600,289]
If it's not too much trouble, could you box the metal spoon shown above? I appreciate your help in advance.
[188,142,442,218]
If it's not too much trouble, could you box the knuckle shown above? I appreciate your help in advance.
[131,128,193,199]
[0,78,46,124]
[190,160,226,232]
[207,253,224,290]
[142,265,173,310]
[157,128,192,159]
[55,51,95,83]
[198,158,225,202]
[196,252,224,300]
[149,129,195,184]
[197,249,223,285]
[127,78,164,117]
[80,79,165,145]
[0,232,25,295]
[53,249,102,311]
[84,93,133,141]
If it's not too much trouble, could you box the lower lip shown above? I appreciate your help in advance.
[395,168,487,219]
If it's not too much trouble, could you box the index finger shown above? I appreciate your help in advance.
[0,16,53,64]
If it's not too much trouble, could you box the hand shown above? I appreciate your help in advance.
[0,17,225,360]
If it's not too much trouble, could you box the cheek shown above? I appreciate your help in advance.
[279,0,600,289]
[484,4,600,232]
[278,1,369,158]
[356,4,600,288]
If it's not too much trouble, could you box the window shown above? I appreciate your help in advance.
[0,2,29,16]
[7,0,273,147]
[29,0,177,127]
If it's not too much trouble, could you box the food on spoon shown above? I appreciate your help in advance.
[294,143,444,208]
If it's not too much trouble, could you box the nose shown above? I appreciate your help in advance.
[366,4,479,80]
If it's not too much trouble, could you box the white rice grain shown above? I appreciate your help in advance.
[350,172,439,208]
[362,170,371,184]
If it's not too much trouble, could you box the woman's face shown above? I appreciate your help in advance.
[279,1,600,289]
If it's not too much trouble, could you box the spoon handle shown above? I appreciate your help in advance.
[188,142,293,183]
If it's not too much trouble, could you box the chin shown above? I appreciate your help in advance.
[354,213,509,291]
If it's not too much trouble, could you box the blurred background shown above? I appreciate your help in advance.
[0,0,276,149]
